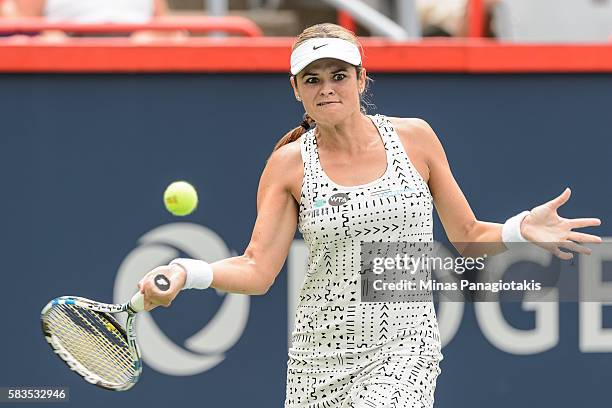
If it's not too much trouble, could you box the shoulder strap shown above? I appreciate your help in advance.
[299,129,319,205]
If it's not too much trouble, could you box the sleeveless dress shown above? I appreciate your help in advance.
[286,114,443,408]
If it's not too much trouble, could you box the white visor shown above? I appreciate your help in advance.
[290,38,362,76]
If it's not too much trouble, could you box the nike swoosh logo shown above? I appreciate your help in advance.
[313,44,328,50]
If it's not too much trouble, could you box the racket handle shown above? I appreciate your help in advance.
[129,274,171,313]
[130,292,145,313]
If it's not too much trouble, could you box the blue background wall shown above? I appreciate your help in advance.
[1,73,610,407]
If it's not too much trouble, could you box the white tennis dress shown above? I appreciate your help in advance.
[286,114,443,408]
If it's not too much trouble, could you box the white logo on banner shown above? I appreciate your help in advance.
[114,223,249,376]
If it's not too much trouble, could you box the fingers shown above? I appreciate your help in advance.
[144,300,156,312]
[558,240,592,256]
[539,242,574,260]
[547,187,571,210]
[137,267,161,291]
[552,247,574,260]
[567,218,602,229]
[138,265,179,311]
[566,231,603,244]
[142,279,173,307]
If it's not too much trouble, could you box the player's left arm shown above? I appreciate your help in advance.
[396,118,601,258]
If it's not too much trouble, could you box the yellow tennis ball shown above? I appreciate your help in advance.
[164,181,198,216]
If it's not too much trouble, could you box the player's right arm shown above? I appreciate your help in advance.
[139,141,302,309]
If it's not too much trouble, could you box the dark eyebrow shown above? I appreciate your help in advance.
[302,68,348,78]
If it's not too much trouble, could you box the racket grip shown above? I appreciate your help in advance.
[130,292,145,313]
[129,274,170,313]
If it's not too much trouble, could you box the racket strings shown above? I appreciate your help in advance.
[47,306,131,378]
[47,305,133,381]
[43,304,135,385]
[61,306,131,364]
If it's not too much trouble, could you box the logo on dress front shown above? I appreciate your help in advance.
[328,193,350,206]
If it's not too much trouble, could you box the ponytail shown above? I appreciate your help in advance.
[273,114,315,151]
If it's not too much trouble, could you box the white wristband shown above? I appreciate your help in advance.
[502,210,530,246]
[170,258,214,290]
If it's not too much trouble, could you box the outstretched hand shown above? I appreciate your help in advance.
[520,188,602,260]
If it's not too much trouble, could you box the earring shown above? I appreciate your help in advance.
[296,96,301,101]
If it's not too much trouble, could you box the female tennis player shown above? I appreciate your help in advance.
[138,23,602,408]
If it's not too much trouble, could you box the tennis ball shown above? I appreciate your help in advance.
[164,181,198,216]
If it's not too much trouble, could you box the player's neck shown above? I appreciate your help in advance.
[315,113,377,155]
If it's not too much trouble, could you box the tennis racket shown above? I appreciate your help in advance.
[40,274,171,391]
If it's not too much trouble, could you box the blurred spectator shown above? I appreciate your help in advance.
[1,0,18,17]
[417,0,498,37]
[13,0,187,41]
[417,0,468,37]
[15,0,168,23]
